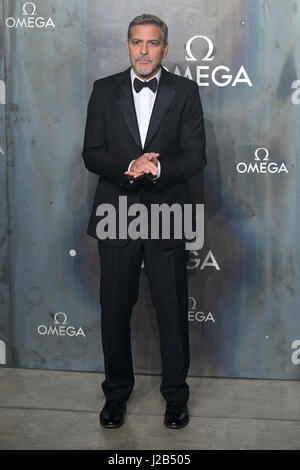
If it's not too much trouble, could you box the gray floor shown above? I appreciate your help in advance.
[0,368,300,450]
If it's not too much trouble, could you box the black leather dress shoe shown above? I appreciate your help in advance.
[99,400,126,428]
[164,401,189,429]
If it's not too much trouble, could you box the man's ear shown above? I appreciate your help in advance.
[162,42,169,59]
[126,40,130,56]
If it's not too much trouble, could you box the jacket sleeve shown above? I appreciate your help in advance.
[82,81,137,191]
[154,82,206,190]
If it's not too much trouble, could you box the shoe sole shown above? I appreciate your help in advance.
[100,421,124,428]
[164,420,189,429]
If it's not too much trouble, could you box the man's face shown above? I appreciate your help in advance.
[126,24,168,79]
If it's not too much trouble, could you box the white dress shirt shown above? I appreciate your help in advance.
[128,67,161,182]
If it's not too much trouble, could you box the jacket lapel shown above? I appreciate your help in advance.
[144,67,176,149]
[116,68,142,150]
[116,66,176,151]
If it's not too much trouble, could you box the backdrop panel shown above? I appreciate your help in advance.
[0,0,300,379]
[0,0,11,368]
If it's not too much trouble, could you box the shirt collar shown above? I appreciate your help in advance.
[130,67,161,89]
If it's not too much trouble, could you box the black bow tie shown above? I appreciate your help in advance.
[134,77,158,94]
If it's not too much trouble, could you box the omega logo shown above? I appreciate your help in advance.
[37,312,85,337]
[237,147,288,174]
[172,35,253,87]
[6,2,55,29]
[188,296,215,323]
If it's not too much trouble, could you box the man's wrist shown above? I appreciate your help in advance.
[146,160,161,182]
[128,159,136,183]
[128,159,136,171]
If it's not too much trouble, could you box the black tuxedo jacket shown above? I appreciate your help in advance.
[82,66,206,249]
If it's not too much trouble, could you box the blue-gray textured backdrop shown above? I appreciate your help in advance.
[1,0,300,379]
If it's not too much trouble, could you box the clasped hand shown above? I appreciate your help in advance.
[124,153,159,180]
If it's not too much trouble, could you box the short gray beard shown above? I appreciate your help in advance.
[134,62,154,77]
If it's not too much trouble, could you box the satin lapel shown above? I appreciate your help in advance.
[143,68,176,150]
[116,68,142,150]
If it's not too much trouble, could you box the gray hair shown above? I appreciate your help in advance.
[128,14,168,45]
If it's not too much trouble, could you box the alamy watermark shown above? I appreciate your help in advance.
[0,340,6,365]
[95,196,204,250]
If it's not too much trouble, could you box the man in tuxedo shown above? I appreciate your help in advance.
[82,14,206,429]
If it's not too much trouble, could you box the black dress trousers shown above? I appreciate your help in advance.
[98,233,190,405]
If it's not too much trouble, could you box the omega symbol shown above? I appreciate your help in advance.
[22,2,37,16]
[188,296,197,310]
[185,36,214,62]
[53,312,68,325]
[254,147,269,161]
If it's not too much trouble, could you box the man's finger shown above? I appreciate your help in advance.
[146,153,160,160]
[129,161,158,174]
[124,170,144,178]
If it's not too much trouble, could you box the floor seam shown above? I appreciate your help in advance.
[1,405,300,423]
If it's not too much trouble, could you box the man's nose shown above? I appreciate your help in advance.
[140,42,149,54]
